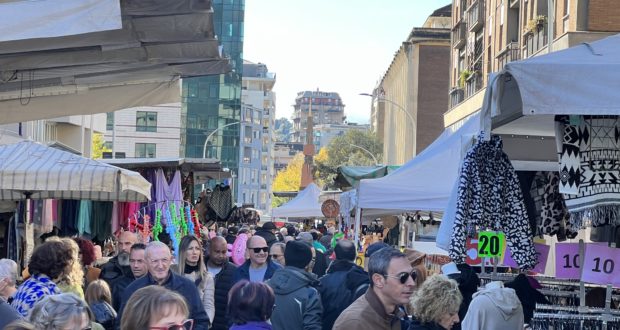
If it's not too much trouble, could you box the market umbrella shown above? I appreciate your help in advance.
[0,141,151,201]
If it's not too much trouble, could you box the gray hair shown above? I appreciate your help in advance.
[368,247,405,287]
[0,259,18,285]
[29,293,92,329]
[145,241,171,259]
[271,242,286,254]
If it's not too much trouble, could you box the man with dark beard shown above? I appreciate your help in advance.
[206,236,237,330]
[99,231,137,291]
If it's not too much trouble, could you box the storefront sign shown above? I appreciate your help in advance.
[581,243,620,287]
[504,243,550,273]
[477,231,506,258]
[555,243,581,279]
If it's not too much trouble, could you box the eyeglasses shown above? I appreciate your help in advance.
[150,319,194,330]
[248,247,269,253]
[384,270,417,284]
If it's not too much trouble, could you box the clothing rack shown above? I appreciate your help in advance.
[536,304,620,316]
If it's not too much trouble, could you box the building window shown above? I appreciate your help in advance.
[135,143,156,158]
[103,142,112,150]
[106,112,114,131]
[136,111,157,132]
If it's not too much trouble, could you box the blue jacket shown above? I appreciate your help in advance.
[230,321,273,330]
[232,260,281,284]
[116,271,209,330]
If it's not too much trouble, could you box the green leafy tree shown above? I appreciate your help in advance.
[91,133,110,159]
[314,130,383,188]
[274,118,293,142]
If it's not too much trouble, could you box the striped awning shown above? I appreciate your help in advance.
[0,141,151,201]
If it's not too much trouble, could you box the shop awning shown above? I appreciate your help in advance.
[0,0,229,124]
[334,165,400,189]
[0,141,151,201]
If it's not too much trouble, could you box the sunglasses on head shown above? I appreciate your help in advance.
[150,319,194,330]
[248,247,269,253]
[384,270,417,284]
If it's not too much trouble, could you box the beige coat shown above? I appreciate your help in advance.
[179,269,215,324]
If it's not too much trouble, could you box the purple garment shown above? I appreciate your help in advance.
[155,169,183,218]
[230,321,273,330]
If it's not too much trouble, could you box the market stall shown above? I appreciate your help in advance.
[271,183,323,219]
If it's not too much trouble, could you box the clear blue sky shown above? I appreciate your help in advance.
[244,0,452,124]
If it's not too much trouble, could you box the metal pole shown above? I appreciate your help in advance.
[201,121,240,191]
[348,143,379,165]
[359,93,415,156]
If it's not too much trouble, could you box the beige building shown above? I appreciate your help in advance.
[445,0,620,127]
[371,6,452,165]
[291,91,345,144]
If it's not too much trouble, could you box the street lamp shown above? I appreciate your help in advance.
[202,121,241,159]
[359,93,415,128]
[348,143,380,166]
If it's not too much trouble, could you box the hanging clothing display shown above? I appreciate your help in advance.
[77,200,92,236]
[209,184,233,220]
[556,115,620,227]
[91,202,113,241]
[537,172,577,240]
[60,200,79,236]
[449,134,537,270]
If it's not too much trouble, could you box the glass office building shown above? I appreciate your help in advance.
[181,0,244,194]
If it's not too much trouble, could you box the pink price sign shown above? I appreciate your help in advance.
[503,243,550,273]
[555,243,581,279]
[581,243,620,287]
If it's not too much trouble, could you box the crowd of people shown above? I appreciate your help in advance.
[0,222,484,330]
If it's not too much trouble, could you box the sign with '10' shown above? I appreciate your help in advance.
[555,243,620,287]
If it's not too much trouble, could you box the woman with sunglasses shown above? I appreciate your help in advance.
[176,235,215,324]
[29,293,100,330]
[120,285,194,330]
[409,275,463,330]
[228,280,275,330]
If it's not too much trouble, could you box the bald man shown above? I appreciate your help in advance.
[100,231,138,288]
[206,237,238,330]
[232,236,281,284]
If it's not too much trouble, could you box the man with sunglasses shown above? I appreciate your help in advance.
[232,236,281,284]
[333,247,416,330]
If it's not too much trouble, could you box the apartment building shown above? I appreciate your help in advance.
[291,91,345,144]
[273,142,303,173]
[445,0,620,127]
[103,104,181,158]
[238,61,276,213]
[371,5,452,165]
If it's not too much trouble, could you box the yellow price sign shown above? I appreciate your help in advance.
[477,231,506,258]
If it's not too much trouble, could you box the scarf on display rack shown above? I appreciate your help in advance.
[529,172,578,240]
[449,133,537,270]
[555,115,620,228]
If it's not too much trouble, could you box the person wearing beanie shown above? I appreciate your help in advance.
[267,241,322,330]
[254,222,278,248]
[297,232,328,277]
[319,240,370,330]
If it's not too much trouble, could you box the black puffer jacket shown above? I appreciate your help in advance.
[267,266,322,330]
[206,258,238,330]
[319,260,369,330]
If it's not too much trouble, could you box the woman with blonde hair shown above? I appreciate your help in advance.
[46,237,85,298]
[29,293,96,330]
[120,285,192,330]
[176,235,215,323]
[409,275,463,330]
[84,280,116,330]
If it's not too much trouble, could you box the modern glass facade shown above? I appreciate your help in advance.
[181,0,245,195]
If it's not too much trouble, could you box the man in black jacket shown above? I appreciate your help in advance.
[254,222,278,247]
[268,240,322,330]
[319,239,370,330]
[100,231,137,289]
[111,243,147,310]
[116,241,209,330]
[206,236,237,330]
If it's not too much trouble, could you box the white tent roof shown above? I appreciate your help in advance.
[0,141,151,201]
[272,183,324,218]
[0,0,229,124]
[482,33,620,136]
[358,113,480,212]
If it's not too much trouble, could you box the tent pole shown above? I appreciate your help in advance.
[354,185,362,250]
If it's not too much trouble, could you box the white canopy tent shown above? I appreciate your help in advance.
[358,112,480,212]
[0,141,151,201]
[482,33,620,139]
[272,183,323,219]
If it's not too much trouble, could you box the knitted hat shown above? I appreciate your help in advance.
[285,241,312,269]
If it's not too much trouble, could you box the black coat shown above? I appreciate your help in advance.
[99,256,133,290]
[408,319,446,330]
[110,274,135,311]
[318,260,369,330]
[205,258,237,330]
[116,271,210,330]
[311,249,328,277]
[254,228,278,247]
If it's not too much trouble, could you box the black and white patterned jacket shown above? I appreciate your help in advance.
[449,134,538,270]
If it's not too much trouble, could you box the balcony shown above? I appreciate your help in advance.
[524,24,548,57]
[449,87,465,108]
[465,70,483,98]
[496,42,521,70]
[452,20,467,49]
[466,0,484,32]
